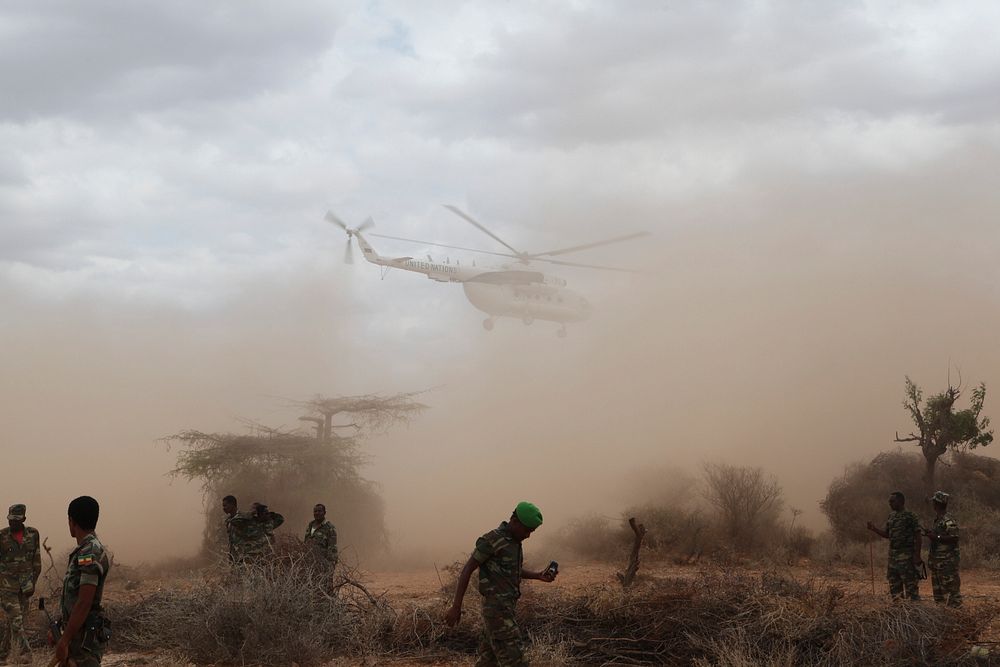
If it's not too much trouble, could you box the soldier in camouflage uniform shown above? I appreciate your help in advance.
[304,503,338,570]
[923,491,962,607]
[222,495,254,564]
[51,496,111,667]
[241,502,284,562]
[867,491,922,600]
[446,502,557,667]
[0,504,42,662]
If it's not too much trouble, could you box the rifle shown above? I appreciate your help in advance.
[39,596,61,642]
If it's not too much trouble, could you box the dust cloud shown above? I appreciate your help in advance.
[4,143,1000,567]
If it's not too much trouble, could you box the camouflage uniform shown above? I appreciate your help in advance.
[304,520,338,568]
[224,512,254,564]
[240,511,284,562]
[928,513,961,607]
[472,522,527,667]
[60,533,111,667]
[885,509,921,600]
[0,507,42,660]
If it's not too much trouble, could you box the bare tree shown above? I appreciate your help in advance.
[894,376,993,491]
[702,463,783,552]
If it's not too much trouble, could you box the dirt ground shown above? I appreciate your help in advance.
[21,559,1000,666]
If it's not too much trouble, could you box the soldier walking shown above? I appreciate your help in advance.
[924,491,962,607]
[446,502,557,666]
[50,496,111,667]
[304,503,338,570]
[0,504,42,663]
[867,491,922,600]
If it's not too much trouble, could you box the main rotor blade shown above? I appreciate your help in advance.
[357,216,375,232]
[527,256,641,273]
[325,211,349,230]
[369,233,521,260]
[344,238,354,264]
[530,231,651,258]
[443,205,523,256]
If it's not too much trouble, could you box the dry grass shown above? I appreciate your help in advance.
[107,556,998,666]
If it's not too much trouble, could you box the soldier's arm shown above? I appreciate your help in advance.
[934,521,960,544]
[54,584,96,663]
[866,522,888,538]
[912,520,922,561]
[328,526,338,560]
[521,567,556,582]
[270,513,285,530]
[445,556,480,627]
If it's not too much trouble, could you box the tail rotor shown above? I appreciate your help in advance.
[325,211,374,265]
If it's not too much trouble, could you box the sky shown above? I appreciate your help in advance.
[3,1,1000,564]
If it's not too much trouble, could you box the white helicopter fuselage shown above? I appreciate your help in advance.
[354,232,591,326]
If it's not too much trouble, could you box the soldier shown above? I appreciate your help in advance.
[222,495,253,564]
[0,504,42,663]
[304,503,338,569]
[866,491,922,600]
[924,490,962,607]
[446,502,557,666]
[50,496,111,667]
[243,503,284,562]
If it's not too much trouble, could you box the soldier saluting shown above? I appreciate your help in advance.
[866,491,922,600]
[924,490,961,607]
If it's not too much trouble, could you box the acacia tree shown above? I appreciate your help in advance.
[167,391,427,559]
[894,376,993,491]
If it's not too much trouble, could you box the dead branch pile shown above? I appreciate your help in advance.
[108,566,998,666]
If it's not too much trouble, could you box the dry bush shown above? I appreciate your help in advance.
[822,450,1000,565]
[513,571,997,665]
[109,546,383,666]
[703,462,784,554]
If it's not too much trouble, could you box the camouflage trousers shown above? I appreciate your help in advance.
[929,557,962,607]
[886,558,920,600]
[0,590,31,658]
[477,598,527,667]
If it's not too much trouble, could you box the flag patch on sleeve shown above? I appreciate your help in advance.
[77,554,94,566]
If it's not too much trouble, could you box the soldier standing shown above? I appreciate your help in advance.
[866,491,922,600]
[446,502,557,666]
[51,496,111,667]
[304,503,338,569]
[0,504,42,663]
[222,495,252,564]
[924,491,962,607]
[243,503,284,562]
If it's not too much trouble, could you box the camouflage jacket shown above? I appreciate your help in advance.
[304,520,338,563]
[61,533,110,623]
[928,514,960,561]
[0,526,42,593]
[225,512,254,561]
[885,510,920,558]
[472,522,523,602]
[241,512,285,559]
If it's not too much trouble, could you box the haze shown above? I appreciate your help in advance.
[3,1,1000,564]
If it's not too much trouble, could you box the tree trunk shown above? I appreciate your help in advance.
[922,450,938,495]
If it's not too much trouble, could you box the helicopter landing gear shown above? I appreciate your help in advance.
[483,318,495,331]
[557,326,567,338]
[522,316,534,326]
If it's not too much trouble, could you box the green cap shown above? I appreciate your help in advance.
[514,501,543,529]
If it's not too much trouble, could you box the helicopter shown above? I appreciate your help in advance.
[325,206,647,337]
